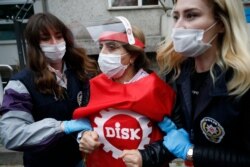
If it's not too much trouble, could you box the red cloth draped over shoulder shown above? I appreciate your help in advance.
[73,73,176,121]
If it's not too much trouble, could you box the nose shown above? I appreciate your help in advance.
[50,36,59,44]
[100,46,106,53]
[100,44,110,54]
[173,17,186,29]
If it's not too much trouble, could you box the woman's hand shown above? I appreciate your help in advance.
[120,149,142,167]
[79,131,101,153]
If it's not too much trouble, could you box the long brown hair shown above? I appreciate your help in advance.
[24,12,98,98]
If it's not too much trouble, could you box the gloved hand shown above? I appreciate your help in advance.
[62,118,92,134]
[158,116,177,134]
[163,128,193,160]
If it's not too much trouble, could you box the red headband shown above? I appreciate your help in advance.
[98,31,145,49]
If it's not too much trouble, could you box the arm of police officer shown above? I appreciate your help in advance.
[120,141,173,167]
[0,80,89,152]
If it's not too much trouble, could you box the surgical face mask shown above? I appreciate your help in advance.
[171,22,217,57]
[40,41,66,62]
[98,52,129,79]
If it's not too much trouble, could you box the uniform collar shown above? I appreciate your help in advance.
[176,59,230,96]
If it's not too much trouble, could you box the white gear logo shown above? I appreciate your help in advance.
[94,109,152,159]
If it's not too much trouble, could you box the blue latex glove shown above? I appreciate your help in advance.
[163,128,193,160]
[63,118,92,134]
[158,116,177,134]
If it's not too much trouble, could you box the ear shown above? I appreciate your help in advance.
[129,53,138,64]
[217,20,225,33]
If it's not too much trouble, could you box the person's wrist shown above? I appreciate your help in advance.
[186,145,194,161]
[60,121,65,132]
[61,121,70,134]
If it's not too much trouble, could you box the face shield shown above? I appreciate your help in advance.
[86,16,144,49]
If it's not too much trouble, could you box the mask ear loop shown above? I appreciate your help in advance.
[205,21,218,32]
[205,21,218,44]
[208,34,218,44]
[115,16,135,45]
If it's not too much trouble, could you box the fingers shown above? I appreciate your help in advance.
[158,116,177,134]
[120,150,142,167]
[179,128,189,136]
[79,131,101,153]
[89,131,99,141]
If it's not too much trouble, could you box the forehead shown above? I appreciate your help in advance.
[174,0,211,12]
[100,40,124,45]
[40,27,61,36]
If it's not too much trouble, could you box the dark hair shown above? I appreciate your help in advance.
[25,12,98,98]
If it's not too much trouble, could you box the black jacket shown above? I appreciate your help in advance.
[140,59,250,167]
[11,68,90,167]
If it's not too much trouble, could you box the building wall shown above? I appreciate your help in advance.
[46,0,169,55]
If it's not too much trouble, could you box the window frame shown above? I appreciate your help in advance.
[0,1,34,41]
[0,0,34,5]
[108,0,161,10]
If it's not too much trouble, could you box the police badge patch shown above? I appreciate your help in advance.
[77,91,83,106]
[200,117,225,143]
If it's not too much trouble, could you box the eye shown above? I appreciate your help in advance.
[185,12,198,21]
[99,44,103,50]
[99,41,122,52]
[55,33,63,40]
[105,42,121,51]
[107,44,117,50]
[40,35,51,41]
[56,34,63,39]
[172,14,179,22]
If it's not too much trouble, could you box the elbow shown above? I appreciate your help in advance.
[0,131,19,151]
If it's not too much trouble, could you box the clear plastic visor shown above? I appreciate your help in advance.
[86,16,134,45]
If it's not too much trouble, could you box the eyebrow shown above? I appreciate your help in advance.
[101,41,121,46]
[40,31,63,38]
[173,8,200,14]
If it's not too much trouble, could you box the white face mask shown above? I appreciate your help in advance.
[171,22,217,57]
[98,52,129,79]
[40,41,66,62]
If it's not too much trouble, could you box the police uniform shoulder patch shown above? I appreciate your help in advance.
[200,117,225,143]
[77,91,83,106]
